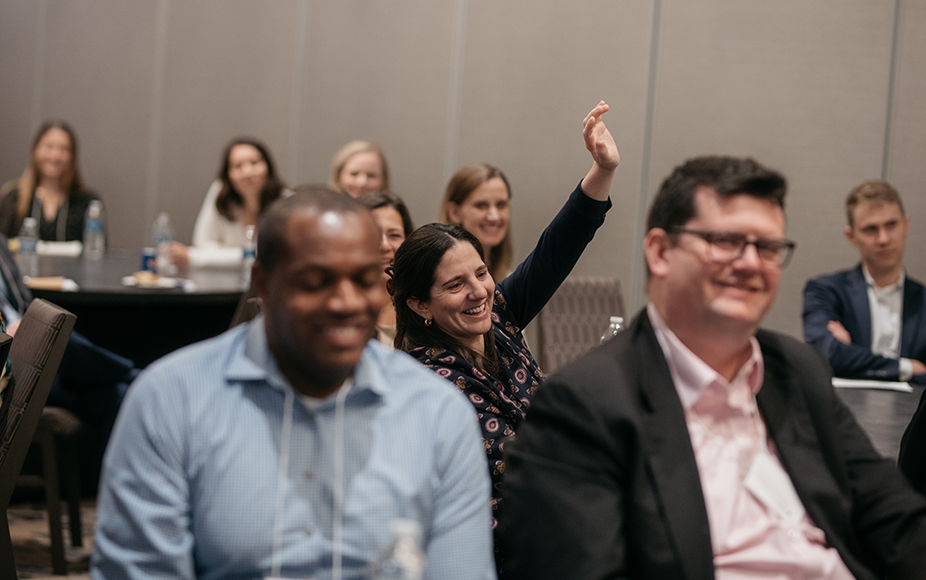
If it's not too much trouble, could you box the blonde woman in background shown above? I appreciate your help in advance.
[439,163,513,282]
[0,120,103,242]
[328,140,390,198]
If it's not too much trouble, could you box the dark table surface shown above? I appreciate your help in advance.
[29,250,246,367]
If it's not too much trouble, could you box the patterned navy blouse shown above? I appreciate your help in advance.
[409,183,611,523]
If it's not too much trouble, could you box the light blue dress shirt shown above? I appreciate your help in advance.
[92,317,496,580]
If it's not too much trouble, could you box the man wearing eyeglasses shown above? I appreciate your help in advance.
[499,156,926,579]
[802,181,926,384]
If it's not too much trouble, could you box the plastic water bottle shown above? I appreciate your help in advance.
[370,519,425,580]
[83,200,105,260]
[599,315,624,344]
[152,212,174,276]
[241,224,256,287]
[18,217,39,277]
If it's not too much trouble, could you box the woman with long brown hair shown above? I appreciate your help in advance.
[0,120,101,241]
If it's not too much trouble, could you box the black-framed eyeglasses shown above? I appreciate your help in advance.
[668,227,796,269]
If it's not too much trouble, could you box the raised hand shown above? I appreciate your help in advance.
[583,101,620,171]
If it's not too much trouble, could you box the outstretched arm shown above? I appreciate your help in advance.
[580,101,620,201]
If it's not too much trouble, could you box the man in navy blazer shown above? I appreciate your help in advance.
[802,181,926,384]
[499,158,926,579]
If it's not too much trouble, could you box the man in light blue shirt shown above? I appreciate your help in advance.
[93,190,496,580]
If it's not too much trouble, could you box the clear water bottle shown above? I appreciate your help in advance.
[241,224,256,287]
[369,519,425,580]
[599,315,624,344]
[83,200,106,260]
[18,217,39,277]
[152,212,174,276]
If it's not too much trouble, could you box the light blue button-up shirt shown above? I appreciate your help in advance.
[92,317,495,580]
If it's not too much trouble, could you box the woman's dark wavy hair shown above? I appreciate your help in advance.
[357,190,414,236]
[215,137,286,221]
[392,222,501,376]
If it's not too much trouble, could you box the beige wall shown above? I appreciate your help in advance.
[1,0,924,342]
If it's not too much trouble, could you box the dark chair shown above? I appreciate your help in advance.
[537,276,625,373]
[0,299,76,579]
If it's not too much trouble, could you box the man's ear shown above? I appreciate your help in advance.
[406,297,431,320]
[643,228,671,279]
[844,225,856,247]
[447,203,462,225]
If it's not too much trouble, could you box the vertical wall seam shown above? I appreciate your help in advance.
[144,0,170,245]
[30,0,49,130]
[881,0,903,181]
[288,0,310,183]
[443,0,468,184]
[628,0,663,312]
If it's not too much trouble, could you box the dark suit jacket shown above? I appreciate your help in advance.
[802,264,926,383]
[499,311,926,580]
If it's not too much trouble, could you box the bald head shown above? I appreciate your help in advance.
[256,188,378,273]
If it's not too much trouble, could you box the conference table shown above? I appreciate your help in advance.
[28,250,246,367]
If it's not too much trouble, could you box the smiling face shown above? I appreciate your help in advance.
[33,127,73,183]
[448,177,510,253]
[408,241,495,354]
[845,201,908,281]
[371,206,406,279]
[227,144,269,201]
[647,187,785,339]
[254,209,386,396]
[338,151,385,198]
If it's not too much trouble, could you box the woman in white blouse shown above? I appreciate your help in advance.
[169,138,289,268]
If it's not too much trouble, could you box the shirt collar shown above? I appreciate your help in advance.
[862,264,905,293]
[647,303,764,410]
[226,315,386,399]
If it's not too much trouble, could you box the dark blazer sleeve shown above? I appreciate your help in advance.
[802,271,902,380]
[498,183,610,329]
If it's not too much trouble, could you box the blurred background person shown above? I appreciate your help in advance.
[0,120,103,242]
[439,163,512,282]
[169,137,288,268]
[328,140,390,198]
[358,190,414,345]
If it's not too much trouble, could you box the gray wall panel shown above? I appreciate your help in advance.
[0,1,43,186]
[156,0,300,245]
[455,0,653,297]
[298,0,456,228]
[40,0,160,250]
[887,0,926,284]
[650,1,896,336]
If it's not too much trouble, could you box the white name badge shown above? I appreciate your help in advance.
[744,451,806,524]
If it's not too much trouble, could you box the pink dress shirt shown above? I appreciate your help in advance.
[648,304,855,579]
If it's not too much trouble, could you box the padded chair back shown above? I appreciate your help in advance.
[0,299,76,506]
[537,276,624,374]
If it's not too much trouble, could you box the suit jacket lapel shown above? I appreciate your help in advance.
[635,313,715,580]
[848,265,872,349]
[901,278,925,359]
[755,333,851,559]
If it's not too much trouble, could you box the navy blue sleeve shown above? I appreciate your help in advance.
[498,182,611,328]
[802,276,901,381]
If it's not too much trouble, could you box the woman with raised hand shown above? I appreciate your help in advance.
[329,140,390,198]
[169,137,288,268]
[0,121,102,242]
[391,101,619,523]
